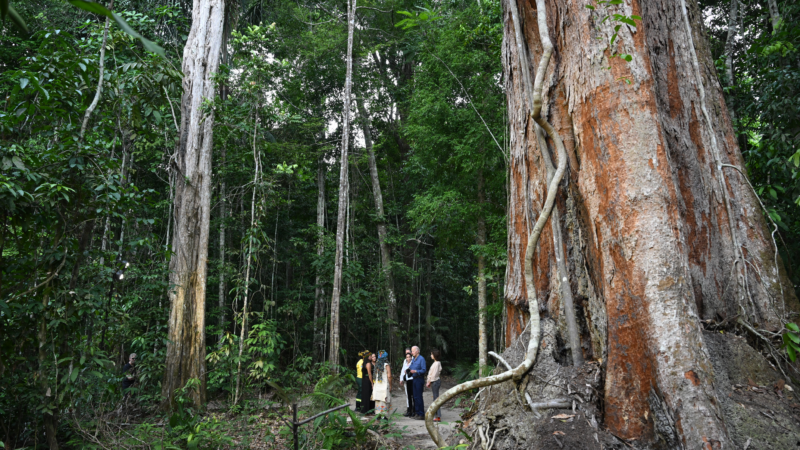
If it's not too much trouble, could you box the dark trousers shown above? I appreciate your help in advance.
[404,379,415,413]
[431,379,441,419]
[413,376,425,417]
[356,378,362,408]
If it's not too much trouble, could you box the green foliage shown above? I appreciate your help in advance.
[783,322,800,362]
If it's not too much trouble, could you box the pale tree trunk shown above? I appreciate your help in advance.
[234,119,259,405]
[502,0,798,445]
[162,0,224,408]
[218,149,226,345]
[328,0,356,370]
[477,168,488,376]
[357,97,398,358]
[767,0,781,32]
[313,159,326,362]
[80,0,112,141]
[724,0,738,87]
[724,0,739,123]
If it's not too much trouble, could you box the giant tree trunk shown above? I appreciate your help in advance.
[502,0,797,446]
[357,97,398,358]
[328,0,356,370]
[313,158,326,362]
[162,0,224,407]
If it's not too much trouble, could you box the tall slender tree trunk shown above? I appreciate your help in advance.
[357,97,398,358]
[328,0,356,370]
[476,169,488,376]
[39,287,58,450]
[313,159,326,362]
[162,0,224,408]
[218,149,227,345]
[234,120,259,405]
[502,0,798,445]
[425,256,432,351]
[724,0,739,123]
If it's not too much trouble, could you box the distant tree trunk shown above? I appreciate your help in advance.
[502,0,798,445]
[38,287,58,450]
[328,0,356,370]
[313,158,327,362]
[162,0,224,408]
[357,97,398,358]
[218,149,227,345]
[79,0,112,141]
[425,256,432,351]
[234,120,259,405]
[476,168,488,376]
[767,0,781,32]
[724,0,738,123]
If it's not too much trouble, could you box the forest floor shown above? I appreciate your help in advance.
[346,377,462,449]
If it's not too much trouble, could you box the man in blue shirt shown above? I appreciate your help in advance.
[408,345,427,419]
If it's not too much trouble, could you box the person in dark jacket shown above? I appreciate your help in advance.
[408,346,427,419]
[122,353,137,394]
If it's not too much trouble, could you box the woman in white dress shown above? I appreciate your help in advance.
[372,350,392,419]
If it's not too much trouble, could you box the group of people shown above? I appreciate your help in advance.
[355,346,443,421]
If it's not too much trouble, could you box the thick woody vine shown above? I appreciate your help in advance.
[425,0,569,446]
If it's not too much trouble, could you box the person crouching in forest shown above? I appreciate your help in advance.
[122,353,137,397]
[360,353,376,415]
[399,348,414,416]
[372,350,392,419]
[409,345,427,420]
[355,350,369,412]
[426,349,442,422]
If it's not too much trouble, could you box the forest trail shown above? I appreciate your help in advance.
[347,382,461,449]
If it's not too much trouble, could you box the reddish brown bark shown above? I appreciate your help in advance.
[502,0,797,446]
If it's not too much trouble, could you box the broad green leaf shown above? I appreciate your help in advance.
[786,322,800,332]
[19,78,28,89]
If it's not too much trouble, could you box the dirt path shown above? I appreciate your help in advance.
[347,383,460,449]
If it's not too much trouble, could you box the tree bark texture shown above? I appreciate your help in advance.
[328,0,356,370]
[314,158,326,362]
[357,97,398,359]
[162,0,224,407]
[502,0,797,446]
[477,169,488,376]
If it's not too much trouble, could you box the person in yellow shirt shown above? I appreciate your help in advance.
[355,350,369,411]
